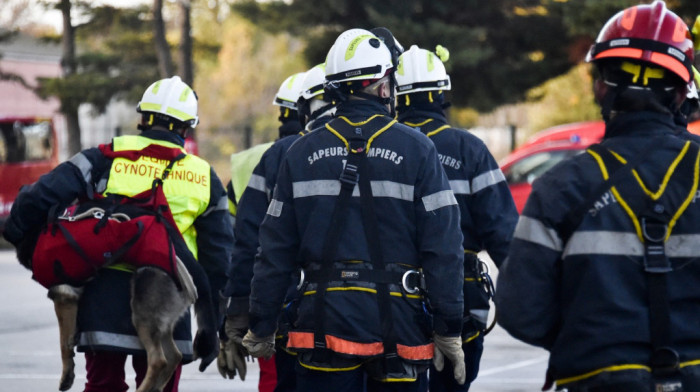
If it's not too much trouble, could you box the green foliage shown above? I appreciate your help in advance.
[36,5,160,114]
[232,0,700,112]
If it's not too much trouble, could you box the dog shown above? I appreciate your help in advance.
[15,219,216,392]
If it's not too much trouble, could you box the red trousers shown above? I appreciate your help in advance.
[84,351,182,392]
[258,355,277,392]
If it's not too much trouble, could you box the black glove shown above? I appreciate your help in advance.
[193,328,219,372]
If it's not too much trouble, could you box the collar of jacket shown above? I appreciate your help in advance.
[335,99,390,120]
[279,118,303,138]
[140,129,185,147]
[397,109,448,128]
[604,111,677,140]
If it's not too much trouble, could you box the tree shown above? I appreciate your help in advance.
[231,0,700,112]
[179,0,194,86]
[153,0,174,77]
[58,0,81,156]
[36,3,162,153]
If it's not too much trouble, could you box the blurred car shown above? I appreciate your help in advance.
[500,121,605,213]
[501,119,700,213]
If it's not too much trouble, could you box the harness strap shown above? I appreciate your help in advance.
[587,141,700,380]
[312,116,398,364]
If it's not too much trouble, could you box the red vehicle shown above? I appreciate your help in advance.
[501,119,700,213]
[500,121,605,213]
[0,117,59,223]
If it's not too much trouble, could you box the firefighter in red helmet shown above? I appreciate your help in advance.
[497,2,700,391]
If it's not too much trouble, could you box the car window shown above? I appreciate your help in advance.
[0,121,54,163]
[504,149,583,185]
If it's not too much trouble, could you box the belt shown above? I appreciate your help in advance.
[300,267,425,294]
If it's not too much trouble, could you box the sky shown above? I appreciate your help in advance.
[26,0,151,32]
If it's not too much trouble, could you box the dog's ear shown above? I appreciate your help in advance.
[15,226,40,270]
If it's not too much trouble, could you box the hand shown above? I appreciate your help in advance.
[217,314,249,379]
[433,334,466,385]
[193,328,219,372]
[217,338,248,380]
[241,330,275,359]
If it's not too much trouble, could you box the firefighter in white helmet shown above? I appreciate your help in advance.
[396,45,518,391]
[241,27,467,391]
[4,75,233,391]
[219,71,308,392]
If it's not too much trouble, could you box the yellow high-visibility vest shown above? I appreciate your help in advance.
[103,135,211,262]
[228,142,273,216]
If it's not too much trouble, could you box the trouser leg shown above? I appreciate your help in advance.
[83,350,128,392]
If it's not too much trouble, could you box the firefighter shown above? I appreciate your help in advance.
[2,76,232,391]
[220,71,307,392]
[297,63,338,132]
[395,44,518,391]
[240,28,466,391]
[495,2,700,391]
[220,64,339,391]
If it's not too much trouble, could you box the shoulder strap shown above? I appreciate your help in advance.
[557,135,663,243]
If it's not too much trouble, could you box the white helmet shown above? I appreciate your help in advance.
[324,28,393,85]
[396,45,451,95]
[137,76,199,128]
[300,64,326,101]
[273,72,306,110]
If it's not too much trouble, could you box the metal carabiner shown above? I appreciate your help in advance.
[402,270,421,294]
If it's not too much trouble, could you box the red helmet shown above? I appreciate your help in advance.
[586,0,694,84]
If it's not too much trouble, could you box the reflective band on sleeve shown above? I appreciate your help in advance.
[68,152,93,184]
[247,174,268,193]
[267,199,283,217]
[95,178,108,194]
[422,190,458,212]
[201,196,229,217]
[449,180,471,195]
[471,169,506,193]
[469,309,489,324]
[513,216,563,252]
[370,181,413,201]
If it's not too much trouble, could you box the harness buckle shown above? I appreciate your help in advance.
[642,217,672,274]
[402,270,422,294]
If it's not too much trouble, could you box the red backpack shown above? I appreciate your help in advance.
[31,144,187,288]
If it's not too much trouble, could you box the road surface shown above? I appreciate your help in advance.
[0,249,547,391]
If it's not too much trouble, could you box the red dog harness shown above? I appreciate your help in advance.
[32,144,187,288]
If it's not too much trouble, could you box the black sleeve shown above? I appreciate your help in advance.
[194,168,235,300]
[3,148,109,244]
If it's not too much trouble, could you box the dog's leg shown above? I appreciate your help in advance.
[48,285,82,392]
[151,328,182,391]
[132,267,191,392]
[133,323,168,392]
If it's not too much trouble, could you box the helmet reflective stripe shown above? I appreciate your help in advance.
[345,34,374,61]
[273,72,306,110]
[396,45,451,95]
[137,76,199,128]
